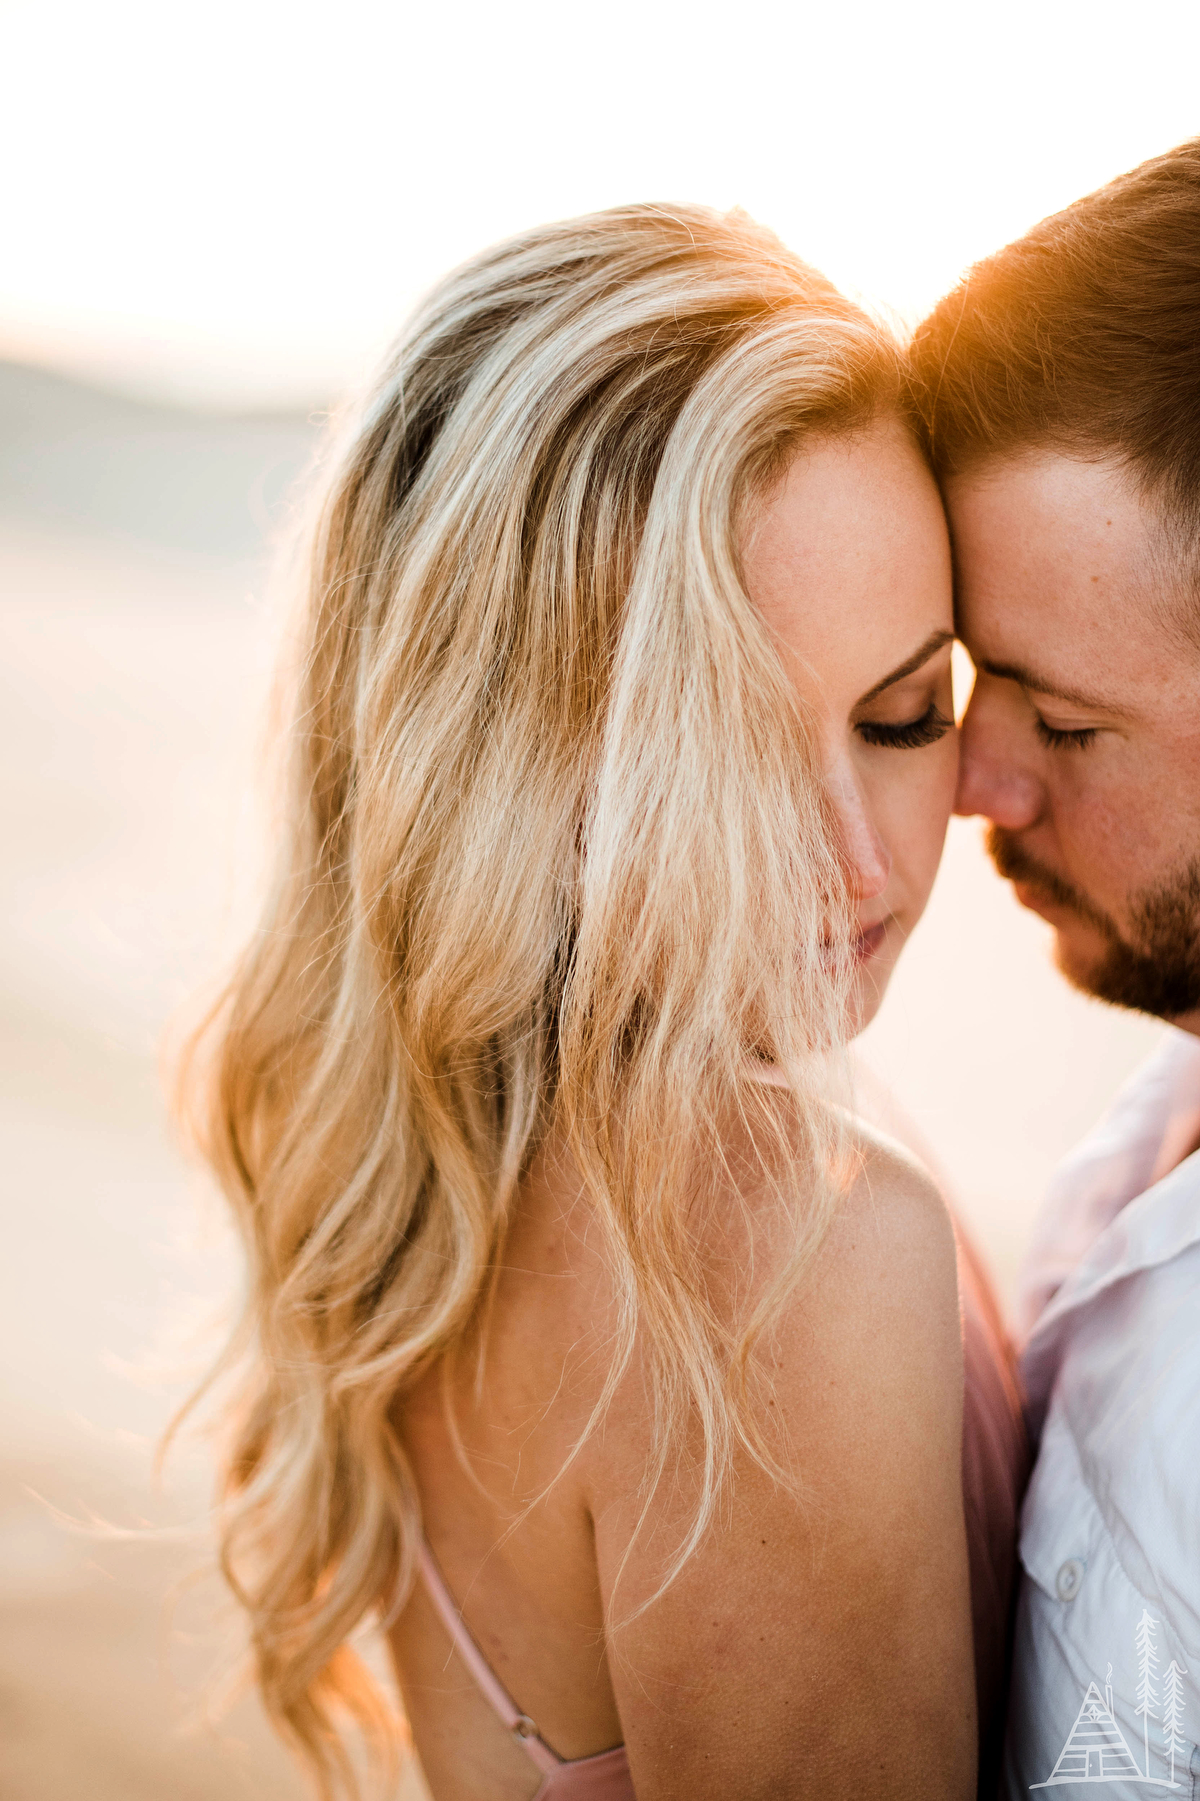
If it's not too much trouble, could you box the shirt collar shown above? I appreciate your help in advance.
[1021,1140,1200,1436]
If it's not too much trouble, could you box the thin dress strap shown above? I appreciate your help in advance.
[417,1536,562,1778]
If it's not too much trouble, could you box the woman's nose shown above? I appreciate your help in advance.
[954,696,1044,828]
[830,766,891,901]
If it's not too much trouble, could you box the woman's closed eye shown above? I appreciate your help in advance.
[856,704,954,750]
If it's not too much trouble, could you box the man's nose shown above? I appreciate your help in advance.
[954,694,1043,828]
[829,765,891,902]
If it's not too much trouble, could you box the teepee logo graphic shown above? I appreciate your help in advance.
[1032,1613,1188,1789]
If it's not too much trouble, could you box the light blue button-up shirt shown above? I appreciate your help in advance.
[1004,1032,1200,1798]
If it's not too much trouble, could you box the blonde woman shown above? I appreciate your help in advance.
[180,205,1024,1800]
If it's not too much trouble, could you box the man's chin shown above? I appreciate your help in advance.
[991,825,1200,1021]
[1045,907,1112,968]
[1050,928,1117,1004]
[1051,917,1200,1022]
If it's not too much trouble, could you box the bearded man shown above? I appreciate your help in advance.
[913,143,1200,1798]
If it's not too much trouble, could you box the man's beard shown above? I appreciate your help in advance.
[987,826,1200,1019]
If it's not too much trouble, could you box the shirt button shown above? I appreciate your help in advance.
[1056,1558,1085,1601]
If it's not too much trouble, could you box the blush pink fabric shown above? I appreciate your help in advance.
[417,1539,636,1800]
[956,1219,1031,1800]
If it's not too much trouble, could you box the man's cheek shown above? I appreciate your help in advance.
[1057,781,1154,888]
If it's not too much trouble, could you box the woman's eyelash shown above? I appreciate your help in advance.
[856,705,954,750]
[1035,718,1098,751]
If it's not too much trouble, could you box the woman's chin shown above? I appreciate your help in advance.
[847,984,884,1040]
[847,924,903,1038]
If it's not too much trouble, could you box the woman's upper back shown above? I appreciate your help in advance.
[390,1118,977,1800]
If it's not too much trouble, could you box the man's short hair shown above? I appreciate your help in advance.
[910,139,1200,539]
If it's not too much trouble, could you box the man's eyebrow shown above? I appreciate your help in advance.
[979,659,1131,715]
[856,629,953,706]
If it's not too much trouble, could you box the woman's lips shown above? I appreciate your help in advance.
[821,920,890,970]
[854,921,888,964]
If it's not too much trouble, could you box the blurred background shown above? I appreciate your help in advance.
[3,0,1198,1793]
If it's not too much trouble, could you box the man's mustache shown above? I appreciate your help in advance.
[985,827,1118,940]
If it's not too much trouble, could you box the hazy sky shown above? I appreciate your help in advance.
[5,0,1200,408]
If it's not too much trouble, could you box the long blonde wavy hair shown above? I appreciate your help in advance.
[177,203,912,1794]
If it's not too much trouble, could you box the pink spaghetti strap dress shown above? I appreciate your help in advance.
[417,1538,636,1800]
[956,1219,1031,1800]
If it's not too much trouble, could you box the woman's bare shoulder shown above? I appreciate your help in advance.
[590,1113,975,1799]
[578,1107,963,1504]
[698,1104,960,1342]
[475,1112,962,1512]
[833,1111,958,1284]
[795,1116,962,1388]
[763,1113,961,1435]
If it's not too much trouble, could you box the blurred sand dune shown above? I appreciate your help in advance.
[0,1449,294,1800]
[0,363,1163,1796]
[0,365,429,1796]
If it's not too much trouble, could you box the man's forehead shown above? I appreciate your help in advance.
[945,449,1152,571]
[945,449,1187,689]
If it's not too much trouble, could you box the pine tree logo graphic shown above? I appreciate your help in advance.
[1031,1613,1188,1789]
[1135,1610,1159,1778]
[1163,1660,1189,1790]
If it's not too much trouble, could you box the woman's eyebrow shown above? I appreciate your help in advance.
[855,629,953,707]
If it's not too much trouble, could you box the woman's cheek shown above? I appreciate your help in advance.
[937,728,962,823]
[895,746,958,914]
[919,736,960,889]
